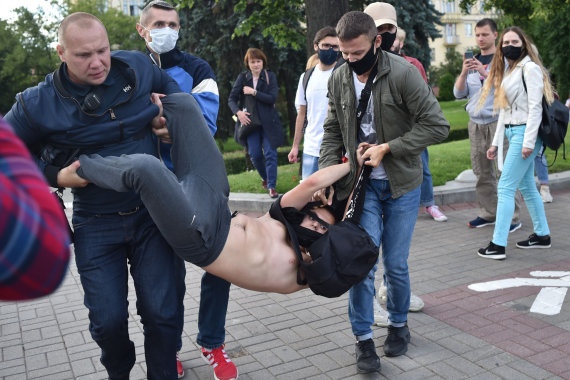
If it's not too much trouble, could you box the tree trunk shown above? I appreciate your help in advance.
[305,0,349,56]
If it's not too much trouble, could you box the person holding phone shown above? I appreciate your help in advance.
[454,18,522,232]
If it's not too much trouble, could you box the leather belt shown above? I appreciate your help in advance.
[505,124,524,128]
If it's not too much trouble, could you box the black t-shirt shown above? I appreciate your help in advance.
[476,53,494,66]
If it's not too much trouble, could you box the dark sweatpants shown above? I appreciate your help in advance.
[78,92,231,267]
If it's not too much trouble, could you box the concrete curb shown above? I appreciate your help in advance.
[229,170,570,213]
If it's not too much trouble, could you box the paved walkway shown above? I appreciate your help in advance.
[1,189,570,379]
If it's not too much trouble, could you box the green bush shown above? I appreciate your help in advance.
[223,146,299,175]
[438,73,455,101]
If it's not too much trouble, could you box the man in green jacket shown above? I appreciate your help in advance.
[318,11,449,373]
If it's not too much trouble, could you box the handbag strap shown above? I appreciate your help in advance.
[356,64,378,130]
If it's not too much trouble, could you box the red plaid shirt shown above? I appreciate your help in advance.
[0,117,70,301]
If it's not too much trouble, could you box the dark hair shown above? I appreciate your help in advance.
[313,26,337,45]
[243,48,267,69]
[336,11,377,43]
[475,18,497,33]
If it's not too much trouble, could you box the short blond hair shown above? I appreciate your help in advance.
[396,28,406,42]
[58,12,105,48]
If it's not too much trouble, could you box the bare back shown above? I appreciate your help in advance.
[203,213,307,294]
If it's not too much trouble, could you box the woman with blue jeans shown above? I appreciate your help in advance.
[229,48,284,198]
[477,26,554,259]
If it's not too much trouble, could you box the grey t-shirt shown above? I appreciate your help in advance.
[353,72,387,180]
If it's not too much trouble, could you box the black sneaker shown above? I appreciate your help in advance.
[355,339,380,373]
[468,217,494,228]
[383,323,411,357]
[477,242,506,260]
[516,233,551,249]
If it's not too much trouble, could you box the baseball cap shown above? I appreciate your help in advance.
[364,2,398,28]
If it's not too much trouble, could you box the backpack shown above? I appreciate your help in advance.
[521,68,569,164]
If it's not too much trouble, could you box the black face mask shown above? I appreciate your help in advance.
[347,43,378,75]
[318,47,339,65]
[380,31,397,51]
[282,206,330,250]
[502,45,523,61]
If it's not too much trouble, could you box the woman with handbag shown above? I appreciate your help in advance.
[228,48,284,198]
[477,26,554,260]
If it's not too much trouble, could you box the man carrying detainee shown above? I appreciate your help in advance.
[136,2,237,379]
[5,12,186,379]
[454,18,522,232]
[318,11,449,373]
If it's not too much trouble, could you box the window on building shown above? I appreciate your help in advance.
[465,23,472,37]
[480,1,486,13]
[430,48,435,61]
[446,23,456,36]
[446,1,456,13]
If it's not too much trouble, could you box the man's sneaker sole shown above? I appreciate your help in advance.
[516,243,551,249]
[468,221,495,228]
[509,223,522,233]
[477,251,506,260]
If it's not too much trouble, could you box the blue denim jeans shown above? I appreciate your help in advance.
[196,273,231,349]
[247,129,278,189]
[534,146,549,185]
[493,125,550,247]
[348,180,420,338]
[73,208,186,380]
[420,148,434,207]
[301,153,319,179]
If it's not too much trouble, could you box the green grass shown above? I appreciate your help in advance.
[229,132,570,192]
[439,99,469,132]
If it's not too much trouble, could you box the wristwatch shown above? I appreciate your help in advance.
[253,90,257,96]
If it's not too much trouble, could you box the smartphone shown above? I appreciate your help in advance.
[464,51,475,74]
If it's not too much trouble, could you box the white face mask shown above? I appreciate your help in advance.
[145,27,179,54]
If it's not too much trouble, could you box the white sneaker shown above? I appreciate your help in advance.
[409,293,425,312]
[425,205,448,222]
[377,283,424,312]
[540,185,553,203]
[373,297,389,327]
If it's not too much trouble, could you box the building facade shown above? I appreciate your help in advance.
[429,0,499,66]
[108,0,146,17]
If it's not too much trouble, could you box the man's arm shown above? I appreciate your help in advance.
[289,105,306,163]
[0,118,70,301]
[281,162,350,210]
[186,56,220,136]
[388,66,450,158]
[318,80,344,169]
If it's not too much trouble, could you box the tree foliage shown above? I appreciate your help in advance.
[459,0,570,98]
[0,7,58,114]
[429,47,463,87]
[174,0,306,140]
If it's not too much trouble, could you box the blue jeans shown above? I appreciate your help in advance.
[420,148,434,207]
[73,208,186,380]
[247,129,278,189]
[196,273,231,349]
[301,153,319,179]
[349,180,420,338]
[493,126,550,247]
[534,146,549,185]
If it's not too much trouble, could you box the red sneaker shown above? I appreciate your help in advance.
[176,352,184,378]
[201,345,238,380]
[262,179,268,190]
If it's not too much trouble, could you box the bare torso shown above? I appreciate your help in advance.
[203,213,307,294]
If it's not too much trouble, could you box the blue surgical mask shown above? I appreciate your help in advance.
[145,27,179,54]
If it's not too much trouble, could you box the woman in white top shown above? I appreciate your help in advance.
[477,26,554,259]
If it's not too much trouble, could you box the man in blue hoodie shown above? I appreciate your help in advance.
[4,12,185,379]
[136,2,237,380]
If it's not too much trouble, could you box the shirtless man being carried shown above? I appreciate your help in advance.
[77,92,377,296]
